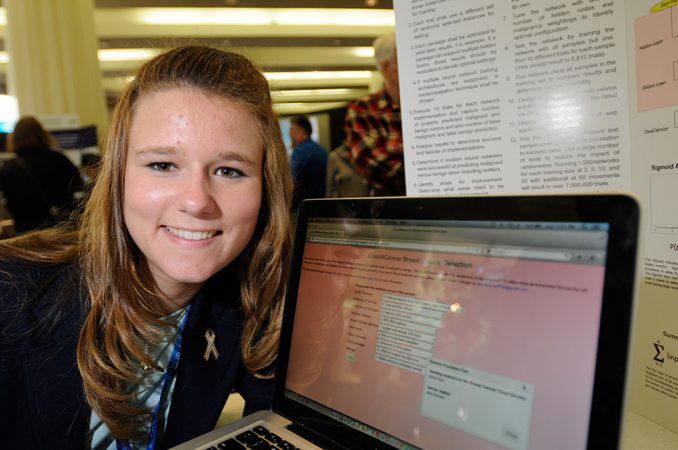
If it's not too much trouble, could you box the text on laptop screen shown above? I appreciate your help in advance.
[284,218,609,450]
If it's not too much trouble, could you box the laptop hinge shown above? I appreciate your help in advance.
[286,422,349,450]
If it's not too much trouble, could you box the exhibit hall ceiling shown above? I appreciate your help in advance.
[0,0,395,114]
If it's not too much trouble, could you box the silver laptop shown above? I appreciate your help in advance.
[173,194,640,450]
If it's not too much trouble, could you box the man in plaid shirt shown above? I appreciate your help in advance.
[344,32,404,196]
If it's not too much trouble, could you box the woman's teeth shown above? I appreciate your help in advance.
[165,226,216,241]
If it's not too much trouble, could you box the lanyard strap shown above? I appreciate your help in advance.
[116,303,192,450]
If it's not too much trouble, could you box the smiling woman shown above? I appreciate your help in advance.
[124,88,264,310]
[0,46,293,449]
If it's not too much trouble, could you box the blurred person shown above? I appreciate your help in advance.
[0,116,84,233]
[344,32,404,196]
[0,46,292,449]
[289,115,327,210]
[326,142,370,198]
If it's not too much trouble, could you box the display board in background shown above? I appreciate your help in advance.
[394,0,678,440]
[395,0,631,195]
[626,0,678,437]
[50,125,98,150]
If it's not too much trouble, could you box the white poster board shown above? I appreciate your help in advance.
[395,0,678,438]
[397,0,631,195]
[626,0,678,436]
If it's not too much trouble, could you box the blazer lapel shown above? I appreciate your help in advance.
[162,280,244,448]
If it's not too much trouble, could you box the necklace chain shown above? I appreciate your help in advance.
[139,305,190,373]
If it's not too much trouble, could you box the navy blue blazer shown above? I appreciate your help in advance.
[0,259,273,450]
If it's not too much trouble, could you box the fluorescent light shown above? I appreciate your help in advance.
[135,8,394,27]
[352,47,375,58]
[137,8,271,25]
[274,88,354,96]
[273,9,395,26]
[265,71,373,81]
[0,49,158,63]
[0,9,5,25]
[274,101,350,115]
[98,49,161,61]
[0,50,372,86]
[271,88,366,103]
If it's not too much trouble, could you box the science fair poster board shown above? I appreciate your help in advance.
[394,0,678,436]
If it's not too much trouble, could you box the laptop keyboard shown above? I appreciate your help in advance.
[208,425,301,450]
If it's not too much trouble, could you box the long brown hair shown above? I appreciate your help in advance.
[8,115,56,152]
[0,46,292,439]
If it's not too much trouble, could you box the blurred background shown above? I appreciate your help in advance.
[0,0,396,150]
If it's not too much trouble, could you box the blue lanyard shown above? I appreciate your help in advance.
[116,303,192,450]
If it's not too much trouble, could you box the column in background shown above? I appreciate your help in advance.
[3,0,108,138]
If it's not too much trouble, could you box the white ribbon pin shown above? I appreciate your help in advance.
[203,329,219,362]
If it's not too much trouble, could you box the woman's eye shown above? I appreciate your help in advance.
[149,162,176,172]
[216,167,244,178]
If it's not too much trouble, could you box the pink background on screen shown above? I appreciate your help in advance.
[286,243,606,450]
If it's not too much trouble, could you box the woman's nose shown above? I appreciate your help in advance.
[176,172,217,216]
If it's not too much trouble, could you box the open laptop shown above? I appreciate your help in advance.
[173,194,640,450]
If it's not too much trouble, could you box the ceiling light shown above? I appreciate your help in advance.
[271,88,365,103]
[135,8,394,27]
[0,50,159,64]
[97,49,161,61]
[265,71,373,81]
[275,88,354,96]
[352,47,375,58]
[274,101,350,115]
[273,9,394,26]
[137,8,270,25]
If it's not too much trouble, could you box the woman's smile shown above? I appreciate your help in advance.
[163,226,222,241]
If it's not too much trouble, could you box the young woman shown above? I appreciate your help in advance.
[0,46,292,449]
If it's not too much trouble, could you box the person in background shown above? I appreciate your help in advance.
[289,115,327,210]
[326,142,370,198]
[0,46,292,449]
[0,116,84,233]
[344,32,404,196]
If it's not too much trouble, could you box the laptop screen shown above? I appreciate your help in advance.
[276,196,638,450]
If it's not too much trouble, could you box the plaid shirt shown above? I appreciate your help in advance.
[344,89,404,196]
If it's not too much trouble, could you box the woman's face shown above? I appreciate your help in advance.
[124,87,263,310]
